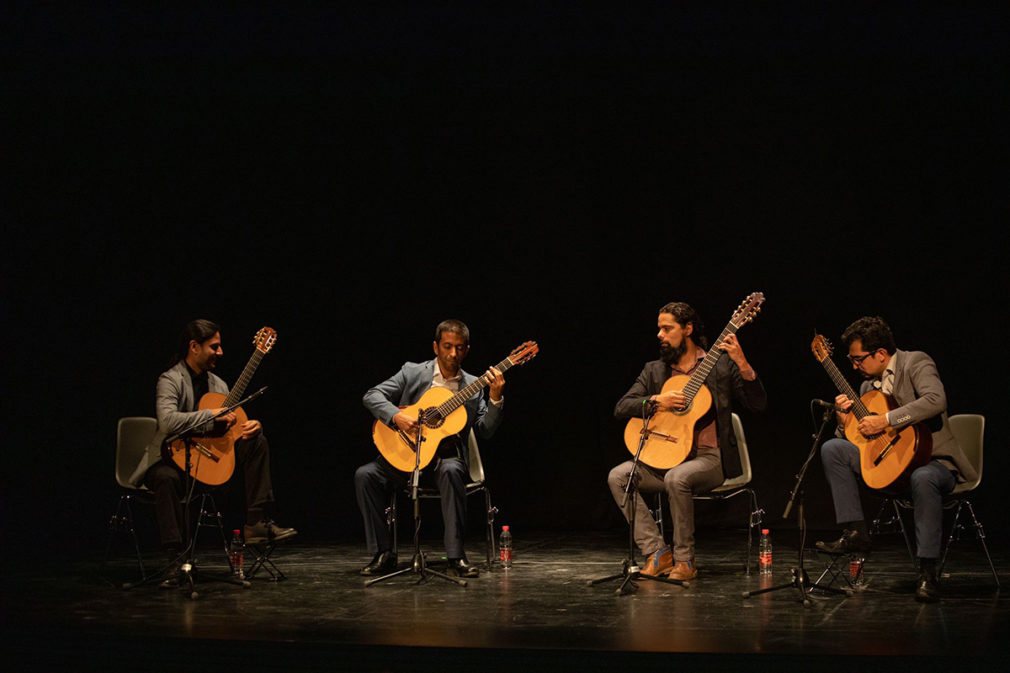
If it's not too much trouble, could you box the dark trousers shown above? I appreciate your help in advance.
[354,454,469,558]
[144,433,275,548]
[821,437,955,558]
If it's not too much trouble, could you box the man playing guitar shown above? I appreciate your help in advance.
[130,319,295,577]
[815,316,975,602]
[355,319,505,579]
[607,301,767,581]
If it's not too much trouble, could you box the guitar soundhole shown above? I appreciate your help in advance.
[420,408,445,429]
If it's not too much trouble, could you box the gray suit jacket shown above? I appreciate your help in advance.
[857,349,976,483]
[363,359,504,463]
[127,360,229,487]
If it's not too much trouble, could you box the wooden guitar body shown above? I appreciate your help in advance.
[372,387,467,472]
[842,389,933,491]
[166,391,244,486]
[623,292,765,470]
[370,340,539,473]
[624,374,713,470]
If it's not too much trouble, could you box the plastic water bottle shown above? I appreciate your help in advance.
[849,555,866,588]
[758,528,772,575]
[229,529,245,578]
[499,525,513,569]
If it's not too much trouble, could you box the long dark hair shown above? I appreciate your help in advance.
[169,319,221,367]
[658,302,708,349]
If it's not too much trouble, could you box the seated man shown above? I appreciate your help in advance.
[129,319,295,571]
[815,316,974,602]
[355,319,504,578]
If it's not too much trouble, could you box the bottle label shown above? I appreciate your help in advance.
[759,552,772,566]
[500,548,512,563]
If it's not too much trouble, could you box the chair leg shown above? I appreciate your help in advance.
[106,494,146,580]
[484,488,497,570]
[892,501,916,568]
[192,493,229,562]
[385,496,398,559]
[746,489,762,576]
[939,500,1000,589]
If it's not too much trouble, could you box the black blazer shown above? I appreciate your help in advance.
[614,355,767,479]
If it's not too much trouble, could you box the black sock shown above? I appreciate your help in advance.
[919,557,937,574]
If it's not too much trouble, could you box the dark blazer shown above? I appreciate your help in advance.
[614,355,767,479]
[363,358,504,464]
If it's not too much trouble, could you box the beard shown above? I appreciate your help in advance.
[659,340,686,365]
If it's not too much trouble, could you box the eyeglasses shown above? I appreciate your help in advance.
[847,351,876,366]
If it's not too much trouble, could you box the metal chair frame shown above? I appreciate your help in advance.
[387,429,499,569]
[870,414,999,587]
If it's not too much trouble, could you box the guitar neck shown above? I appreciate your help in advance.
[223,349,266,406]
[819,358,871,419]
[434,355,516,416]
[681,322,739,403]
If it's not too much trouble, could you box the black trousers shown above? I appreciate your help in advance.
[354,453,469,558]
[144,433,275,548]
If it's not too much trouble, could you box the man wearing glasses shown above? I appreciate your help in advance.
[815,316,975,602]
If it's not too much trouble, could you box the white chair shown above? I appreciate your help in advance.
[872,414,998,587]
[652,413,763,574]
[106,416,233,582]
[106,417,159,580]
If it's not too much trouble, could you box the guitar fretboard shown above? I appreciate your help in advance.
[223,349,266,406]
[818,355,872,420]
[426,356,517,422]
[681,322,740,404]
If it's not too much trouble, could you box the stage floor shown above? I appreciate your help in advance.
[4,529,1007,671]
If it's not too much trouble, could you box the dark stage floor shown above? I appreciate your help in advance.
[3,529,1007,672]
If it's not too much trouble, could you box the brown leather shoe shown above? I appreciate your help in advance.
[640,546,673,577]
[667,559,697,581]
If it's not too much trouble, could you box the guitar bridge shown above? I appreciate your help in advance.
[872,434,901,466]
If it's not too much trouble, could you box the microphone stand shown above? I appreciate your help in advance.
[367,415,466,588]
[742,401,852,605]
[124,387,268,598]
[590,402,688,595]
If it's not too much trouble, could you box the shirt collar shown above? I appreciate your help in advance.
[669,348,706,376]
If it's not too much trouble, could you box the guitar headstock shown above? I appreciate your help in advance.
[507,341,539,366]
[253,327,278,354]
[729,292,765,328]
[811,332,833,363]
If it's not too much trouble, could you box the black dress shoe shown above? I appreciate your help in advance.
[447,558,479,578]
[915,569,940,603]
[815,529,871,555]
[360,550,397,576]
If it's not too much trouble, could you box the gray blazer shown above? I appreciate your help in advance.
[858,349,976,483]
[363,359,504,463]
[127,360,229,487]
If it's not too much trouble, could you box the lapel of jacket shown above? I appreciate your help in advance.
[173,360,197,411]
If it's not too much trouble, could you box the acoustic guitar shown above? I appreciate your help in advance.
[810,333,931,490]
[372,341,539,472]
[164,327,277,485]
[624,292,765,469]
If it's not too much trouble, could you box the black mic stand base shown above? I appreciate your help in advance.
[365,550,468,588]
[588,559,689,595]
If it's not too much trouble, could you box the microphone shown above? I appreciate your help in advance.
[812,399,840,411]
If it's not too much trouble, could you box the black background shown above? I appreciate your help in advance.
[6,3,1009,554]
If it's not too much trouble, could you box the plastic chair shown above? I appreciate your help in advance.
[871,414,998,587]
[388,429,499,569]
[105,417,158,580]
[106,417,233,582]
[651,413,763,574]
